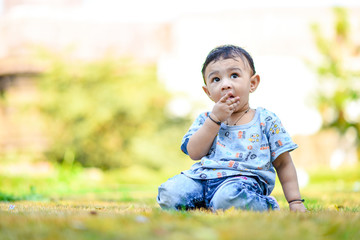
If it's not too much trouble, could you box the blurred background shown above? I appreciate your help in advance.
[0,0,359,200]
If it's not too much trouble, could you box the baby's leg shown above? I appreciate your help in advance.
[157,174,204,210]
[210,177,279,212]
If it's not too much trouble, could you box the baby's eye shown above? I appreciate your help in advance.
[230,73,239,79]
[212,77,220,82]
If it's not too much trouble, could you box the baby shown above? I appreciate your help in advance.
[157,45,306,212]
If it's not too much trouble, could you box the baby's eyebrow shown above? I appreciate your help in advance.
[228,67,243,73]
[207,71,219,79]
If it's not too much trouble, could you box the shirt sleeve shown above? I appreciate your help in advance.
[264,111,298,162]
[180,112,209,155]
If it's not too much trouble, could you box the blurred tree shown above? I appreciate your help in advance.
[311,7,360,160]
[35,52,190,170]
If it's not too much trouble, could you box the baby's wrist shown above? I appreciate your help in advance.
[208,113,221,126]
[288,199,305,205]
[209,113,221,122]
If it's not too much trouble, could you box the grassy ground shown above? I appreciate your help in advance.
[0,165,359,240]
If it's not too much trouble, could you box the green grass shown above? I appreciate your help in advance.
[0,165,359,240]
[0,198,359,240]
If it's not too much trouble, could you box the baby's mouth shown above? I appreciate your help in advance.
[227,92,235,99]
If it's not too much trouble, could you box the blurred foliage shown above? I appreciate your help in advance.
[34,51,191,170]
[0,187,43,202]
[311,8,360,159]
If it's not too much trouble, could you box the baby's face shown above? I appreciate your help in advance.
[203,57,254,104]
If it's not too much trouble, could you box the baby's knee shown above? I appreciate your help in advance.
[157,183,182,210]
[157,174,202,210]
[210,184,246,211]
[210,184,268,212]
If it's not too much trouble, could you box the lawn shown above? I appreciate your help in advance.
[0,165,359,240]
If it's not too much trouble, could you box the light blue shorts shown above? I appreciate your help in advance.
[157,173,279,212]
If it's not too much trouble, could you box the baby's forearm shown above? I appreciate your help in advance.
[273,152,302,202]
[278,168,302,202]
[187,115,220,160]
[274,152,306,212]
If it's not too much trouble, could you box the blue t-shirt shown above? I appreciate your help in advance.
[181,107,298,195]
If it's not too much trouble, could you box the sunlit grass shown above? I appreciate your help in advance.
[1,199,359,240]
[0,164,359,240]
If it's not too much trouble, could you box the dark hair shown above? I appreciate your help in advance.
[201,45,256,83]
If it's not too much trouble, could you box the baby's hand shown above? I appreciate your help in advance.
[211,92,240,122]
[289,202,307,212]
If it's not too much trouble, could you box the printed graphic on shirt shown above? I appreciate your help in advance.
[265,116,273,122]
[216,171,227,178]
[269,123,280,135]
[228,160,236,168]
[225,131,232,139]
[216,141,226,148]
[275,140,283,147]
[248,134,260,143]
[260,143,269,150]
[238,131,246,139]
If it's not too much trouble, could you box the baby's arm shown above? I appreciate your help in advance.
[273,152,307,212]
[187,92,240,160]
[186,113,221,160]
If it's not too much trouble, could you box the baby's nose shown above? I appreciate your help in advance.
[221,78,232,90]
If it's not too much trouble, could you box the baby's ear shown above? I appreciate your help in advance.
[202,85,213,101]
[249,74,260,93]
